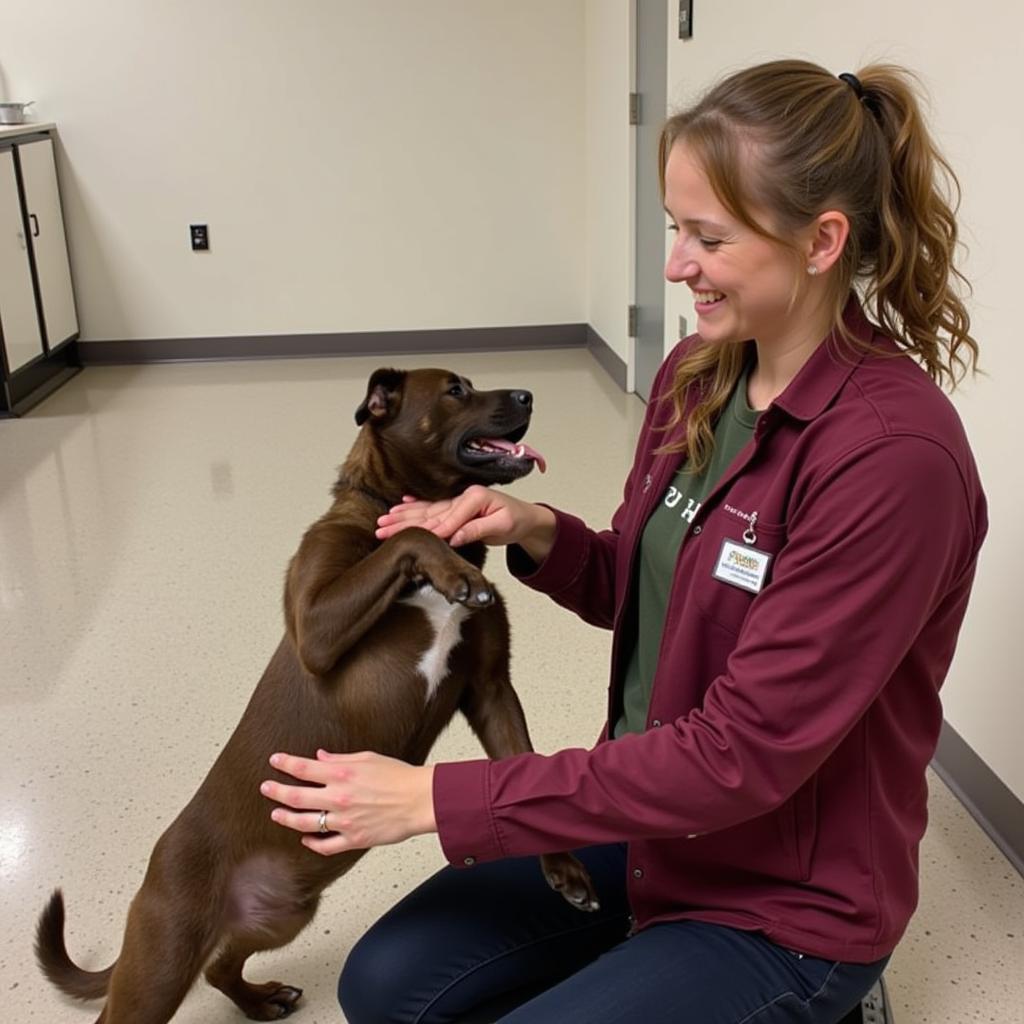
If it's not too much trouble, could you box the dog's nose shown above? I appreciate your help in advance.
[511,390,533,409]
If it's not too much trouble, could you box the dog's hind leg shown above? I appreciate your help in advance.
[204,899,319,1021]
[100,885,217,1024]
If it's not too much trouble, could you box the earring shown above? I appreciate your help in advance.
[807,265,820,276]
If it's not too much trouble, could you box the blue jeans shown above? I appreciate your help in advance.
[339,844,888,1024]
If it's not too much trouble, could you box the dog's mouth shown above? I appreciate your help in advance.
[458,424,547,476]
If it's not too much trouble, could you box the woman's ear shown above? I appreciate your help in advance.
[806,210,850,275]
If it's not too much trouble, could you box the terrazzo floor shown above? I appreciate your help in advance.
[1,349,1020,1022]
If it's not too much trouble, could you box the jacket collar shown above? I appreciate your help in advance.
[770,295,881,423]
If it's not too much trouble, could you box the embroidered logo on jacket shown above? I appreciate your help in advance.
[723,503,756,524]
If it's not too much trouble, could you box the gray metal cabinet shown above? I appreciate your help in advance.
[0,130,80,416]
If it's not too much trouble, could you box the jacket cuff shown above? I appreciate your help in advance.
[506,506,590,596]
[433,760,505,867]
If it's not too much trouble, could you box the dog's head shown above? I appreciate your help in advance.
[354,367,545,497]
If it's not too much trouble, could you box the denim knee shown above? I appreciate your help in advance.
[338,931,399,1024]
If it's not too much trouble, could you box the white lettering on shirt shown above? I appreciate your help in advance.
[663,487,701,523]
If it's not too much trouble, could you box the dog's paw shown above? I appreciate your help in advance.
[540,852,601,913]
[405,533,496,607]
[421,564,495,608]
[464,580,495,607]
[445,569,494,607]
[241,982,303,1020]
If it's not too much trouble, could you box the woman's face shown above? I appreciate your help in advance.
[663,142,806,351]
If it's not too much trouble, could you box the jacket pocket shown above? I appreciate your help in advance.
[692,509,786,636]
[780,775,820,881]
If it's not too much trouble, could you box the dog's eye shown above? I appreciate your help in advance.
[447,383,466,398]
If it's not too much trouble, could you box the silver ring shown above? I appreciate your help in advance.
[318,809,329,834]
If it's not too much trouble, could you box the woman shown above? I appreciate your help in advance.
[261,60,986,1023]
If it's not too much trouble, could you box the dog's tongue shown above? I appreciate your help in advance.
[482,438,547,473]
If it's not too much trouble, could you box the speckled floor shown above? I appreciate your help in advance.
[1,349,1020,1023]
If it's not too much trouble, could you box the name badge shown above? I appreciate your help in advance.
[712,539,772,594]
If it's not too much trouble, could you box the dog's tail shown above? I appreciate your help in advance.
[35,889,115,1001]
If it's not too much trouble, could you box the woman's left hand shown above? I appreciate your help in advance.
[260,750,437,856]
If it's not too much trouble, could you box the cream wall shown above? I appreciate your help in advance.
[0,1,586,342]
[584,0,634,374]
[664,3,1023,799]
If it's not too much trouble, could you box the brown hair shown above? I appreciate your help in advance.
[658,59,978,471]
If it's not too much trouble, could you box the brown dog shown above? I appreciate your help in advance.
[36,367,598,1023]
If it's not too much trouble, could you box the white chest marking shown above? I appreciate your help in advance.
[399,586,470,702]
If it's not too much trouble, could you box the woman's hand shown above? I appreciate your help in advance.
[375,485,557,563]
[261,750,436,856]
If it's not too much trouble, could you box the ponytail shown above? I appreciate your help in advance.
[857,65,977,386]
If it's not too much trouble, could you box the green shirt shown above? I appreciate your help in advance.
[613,369,759,738]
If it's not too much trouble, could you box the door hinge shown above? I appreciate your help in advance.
[628,304,638,338]
[629,92,640,126]
[679,0,694,40]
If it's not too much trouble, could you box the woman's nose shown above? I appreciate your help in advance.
[665,240,699,283]
[665,254,699,284]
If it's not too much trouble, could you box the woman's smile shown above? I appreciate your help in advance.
[692,291,726,313]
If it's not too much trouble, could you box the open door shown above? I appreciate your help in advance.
[632,0,668,402]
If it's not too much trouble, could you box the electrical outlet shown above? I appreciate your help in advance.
[679,315,688,339]
[190,224,209,251]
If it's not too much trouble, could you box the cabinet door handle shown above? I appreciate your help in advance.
[30,213,40,237]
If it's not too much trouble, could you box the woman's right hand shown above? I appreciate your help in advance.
[375,485,557,564]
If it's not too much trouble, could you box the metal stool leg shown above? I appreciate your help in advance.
[838,975,893,1024]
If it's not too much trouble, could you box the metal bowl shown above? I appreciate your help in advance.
[0,102,35,125]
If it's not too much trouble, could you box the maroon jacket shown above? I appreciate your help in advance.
[433,302,987,962]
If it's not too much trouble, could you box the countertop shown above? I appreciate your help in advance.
[0,122,57,140]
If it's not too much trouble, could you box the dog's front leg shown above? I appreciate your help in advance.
[459,643,601,913]
[286,525,494,679]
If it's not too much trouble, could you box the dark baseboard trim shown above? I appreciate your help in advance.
[586,325,628,391]
[932,720,1024,878]
[76,322,637,397]
[77,324,588,365]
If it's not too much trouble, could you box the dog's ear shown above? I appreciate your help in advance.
[355,368,406,426]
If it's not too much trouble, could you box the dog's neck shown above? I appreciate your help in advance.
[336,430,462,508]
[334,476,391,509]
[335,433,403,508]
[333,435,487,567]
